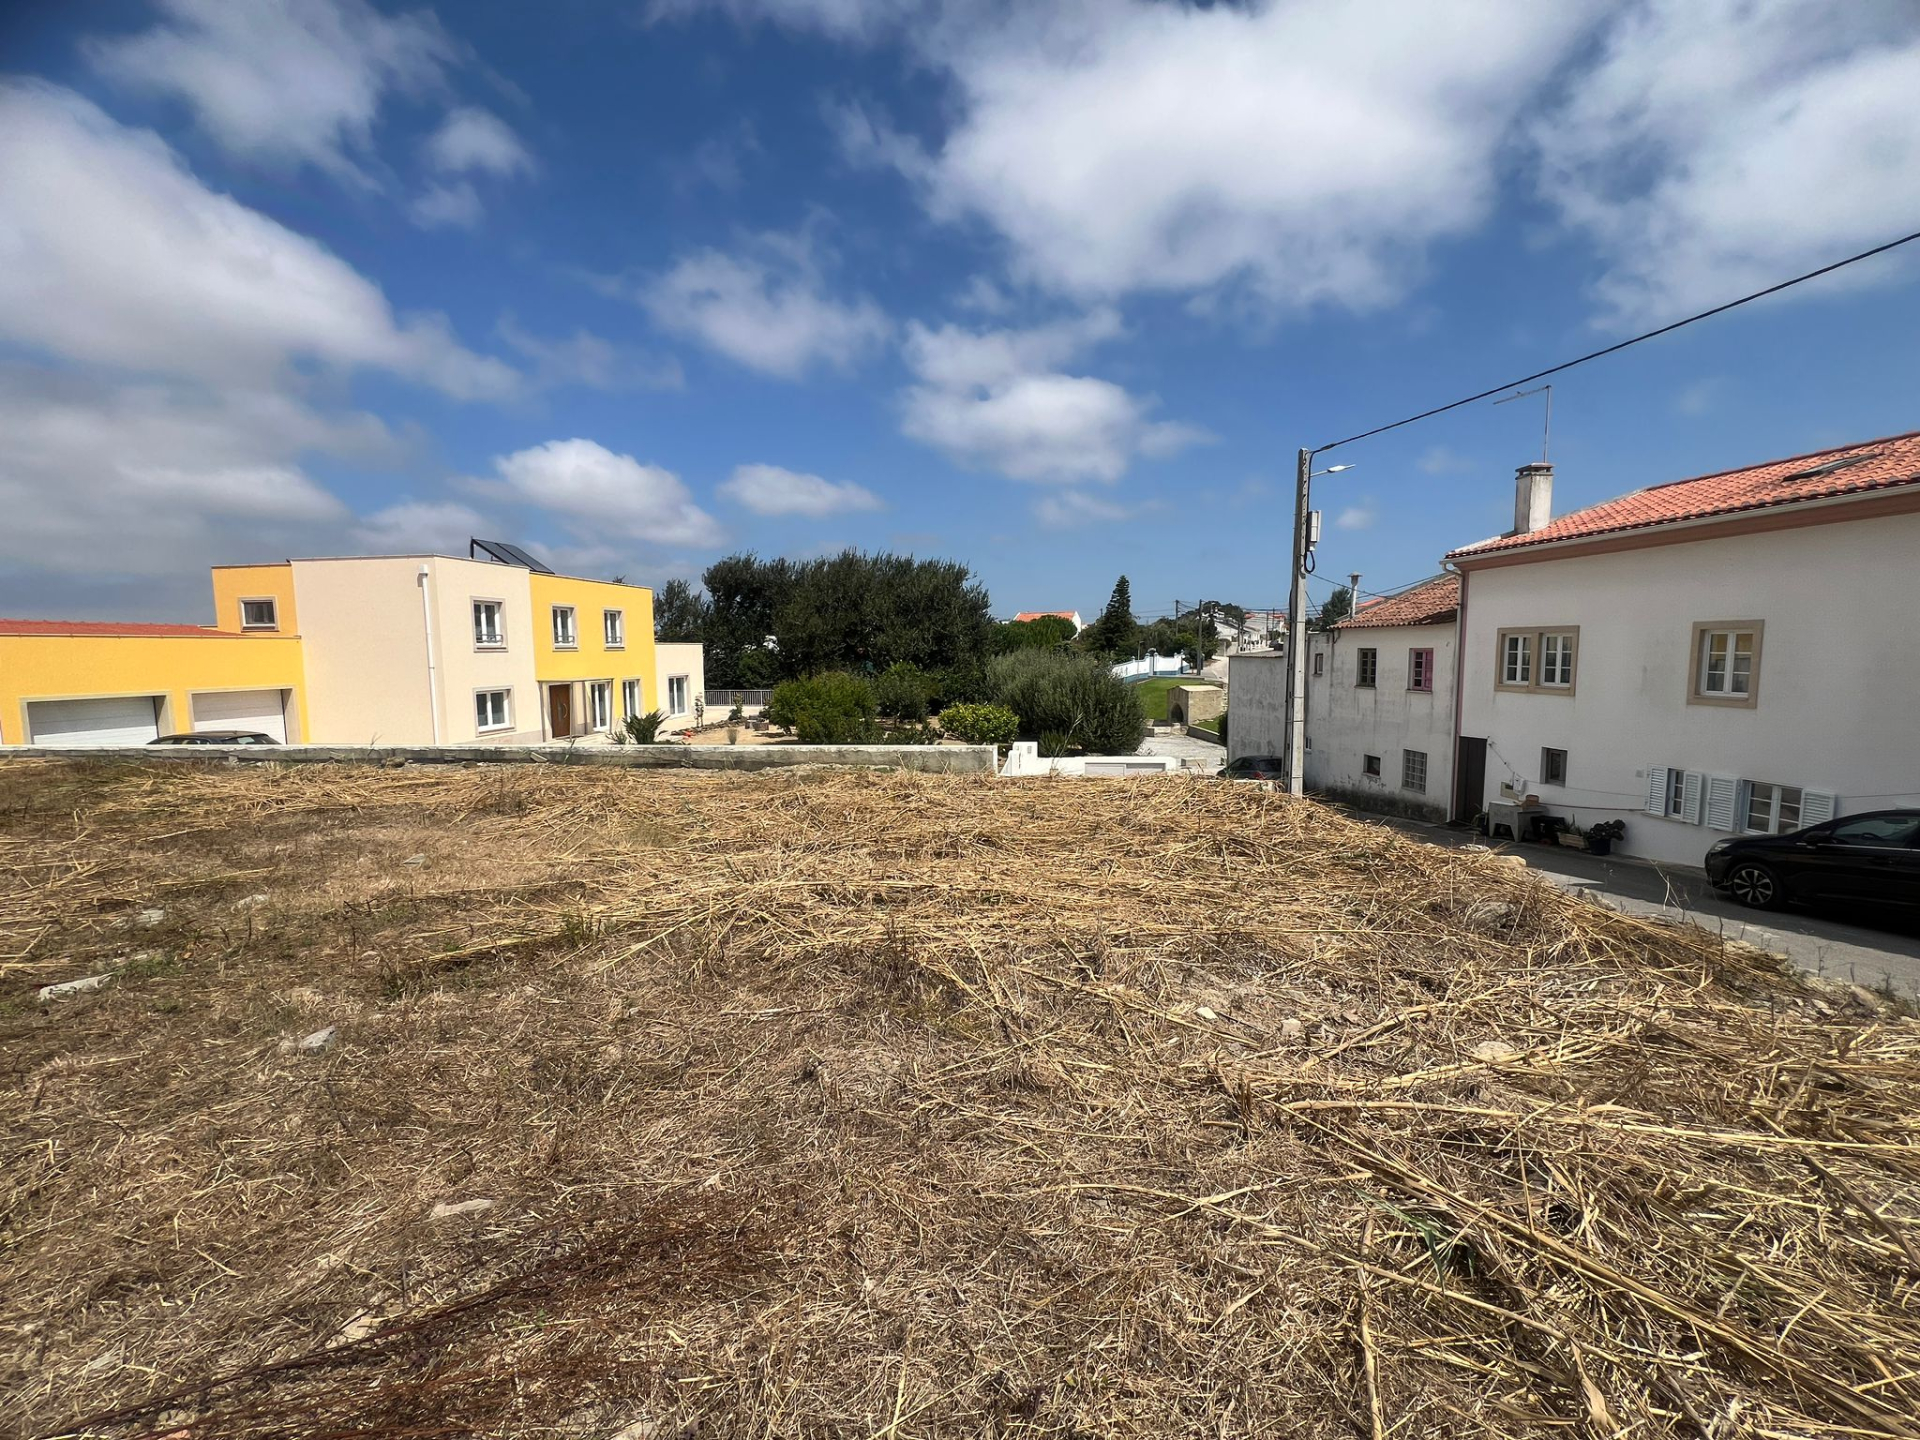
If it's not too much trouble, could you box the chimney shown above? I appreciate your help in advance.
[1512,461,1553,535]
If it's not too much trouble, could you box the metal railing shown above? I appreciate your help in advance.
[704,689,772,710]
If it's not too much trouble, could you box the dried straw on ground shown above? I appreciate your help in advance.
[3,757,1918,1439]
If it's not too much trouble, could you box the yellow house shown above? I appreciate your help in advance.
[528,572,659,739]
[3,545,662,748]
[0,618,306,746]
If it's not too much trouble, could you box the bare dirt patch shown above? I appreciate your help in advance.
[3,758,1917,1438]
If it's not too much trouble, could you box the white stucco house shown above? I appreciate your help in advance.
[1447,434,1920,867]
[1302,575,1460,823]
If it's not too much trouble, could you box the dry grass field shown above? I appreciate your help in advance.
[3,757,1918,1439]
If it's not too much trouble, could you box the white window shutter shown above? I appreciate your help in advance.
[1705,775,1739,831]
[1645,766,1670,817]
[1681,770,1705,825]
[1801,790,1836,827]
[1735,779,1752,831]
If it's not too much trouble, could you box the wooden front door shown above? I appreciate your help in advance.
[548,685,572,738]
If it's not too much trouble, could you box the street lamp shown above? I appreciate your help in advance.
[1284,451,1355,796]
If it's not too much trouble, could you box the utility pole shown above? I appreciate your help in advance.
[1284,447,1312,796]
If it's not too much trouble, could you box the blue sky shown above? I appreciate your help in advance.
[3,0,1918,627]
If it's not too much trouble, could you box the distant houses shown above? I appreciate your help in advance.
[1012,609,1085,633]
[1230,430,1920,866]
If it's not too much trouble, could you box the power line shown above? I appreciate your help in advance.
[1315,228,1920,455]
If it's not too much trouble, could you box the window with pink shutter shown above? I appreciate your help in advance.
[1409,648,1434,691]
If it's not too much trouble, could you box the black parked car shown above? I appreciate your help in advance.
[148,730,280,746]
[1705,809,1920,910]
[1219,755,1286,782]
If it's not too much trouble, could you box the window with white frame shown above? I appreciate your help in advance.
[552,605,577,648]
[1692,623,1760,704]
[475,689,511,732]
[1402,749,1428,792]
[1645,765,1704,824]
[1356,648,1378,688]
[473,601,504,648]
[240,598,277,630]
[1498,627,1577,692]
[588,681,612,731]
[667,674,690,715]
[1408,647,1434,692]
[1745,781,1803,835]
[604,609,624,648]
[1539,632,1576,688]
[1501,632,1532,687]
[622,679,641,719]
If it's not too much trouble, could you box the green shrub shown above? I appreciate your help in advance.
[875,662,936,721]
[766,672,878,744]
[882,720,942,746]
[985,649,1144,755]
[610,708,667,744]
[1038,730,1072,758]
[937,702,1019,748]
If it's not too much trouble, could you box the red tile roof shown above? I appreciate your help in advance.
[1334,575,1459,629]
[0,619,215,638]
[1012,610,1080,624]
[1449,429,1920,560]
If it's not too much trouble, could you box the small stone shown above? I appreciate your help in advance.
[1848,984,1890,1013]
[298,1026,337,1052]
[331,1310,382,1346]
[1279,1018,1306,1043]
[38,974,112,1003]
[429,1198,495,1221]
[234,893,270,911]
[1472,1040,1521,1064]
[1194,1005,1220,1022]
[137,908,165,927]
[402,854,427,866]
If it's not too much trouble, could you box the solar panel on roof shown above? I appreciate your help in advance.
[469,538,554,573]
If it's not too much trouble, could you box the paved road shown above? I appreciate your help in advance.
[1140,729,1226,771]
[1385,818,1920,999]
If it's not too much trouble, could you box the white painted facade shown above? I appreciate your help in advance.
[1456,509,1920,866]
[1304,622,1457,823]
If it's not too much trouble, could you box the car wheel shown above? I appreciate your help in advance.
[1725,861,1783,910]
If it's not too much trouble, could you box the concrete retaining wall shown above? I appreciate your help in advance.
[0,742,999,775]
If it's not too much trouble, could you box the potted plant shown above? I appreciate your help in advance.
[1585,819,1625,856]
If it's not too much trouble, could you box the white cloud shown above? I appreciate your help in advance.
[646,0,918,43]
[720,463,883,517]
[497,318,684,392]
[0,81,515,400]
[899,311,1207,484]
[1532,0,1920,325]
[1032,490,1147,528]
[425,106,533,176]
[408,178,484,229]
[353,499,491,554]
[488,439,723,547]
[638,228,890,379]
[85,0,455,187]
[0,365,387,582]
[1335,502,1377,532]
[855,2,1595,309]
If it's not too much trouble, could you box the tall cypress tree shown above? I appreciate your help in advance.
[1086,575,1138,657]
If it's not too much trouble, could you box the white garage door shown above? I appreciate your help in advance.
[191,688,288,741]
[27,695,162,747]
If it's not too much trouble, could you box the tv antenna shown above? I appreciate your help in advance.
[1494,383,1552,463]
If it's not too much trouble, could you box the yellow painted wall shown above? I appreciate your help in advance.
[527,574,657,735]
[209,564,299,635]
[0,632,307,744]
